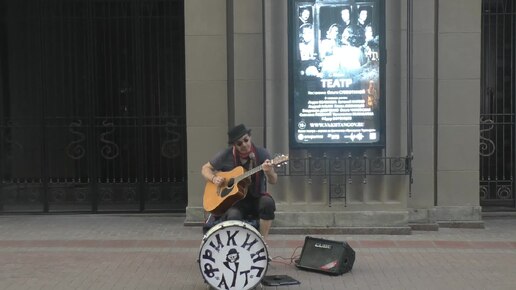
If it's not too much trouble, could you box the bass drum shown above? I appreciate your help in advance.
[198,220,269,290]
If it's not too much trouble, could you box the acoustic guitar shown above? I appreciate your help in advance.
[203,155,289,216]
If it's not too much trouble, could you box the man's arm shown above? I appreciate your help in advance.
[201,162,224,185]
[262,159,278,185]
[201,162,215,182]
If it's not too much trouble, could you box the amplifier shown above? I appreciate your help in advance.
[295,236,355,275]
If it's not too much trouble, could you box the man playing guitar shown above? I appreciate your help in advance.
[201,124,278,240]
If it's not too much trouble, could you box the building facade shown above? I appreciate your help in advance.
[184,0,484,231]
[2,0,514,233]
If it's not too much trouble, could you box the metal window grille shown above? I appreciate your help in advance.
[0,0,187,213]
[480,0,516,209]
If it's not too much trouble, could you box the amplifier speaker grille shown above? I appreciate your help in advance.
[296,236,355,275]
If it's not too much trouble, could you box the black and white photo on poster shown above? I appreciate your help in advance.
[290,0,383,147]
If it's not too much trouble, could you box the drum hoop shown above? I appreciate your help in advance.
[202,220,262,241]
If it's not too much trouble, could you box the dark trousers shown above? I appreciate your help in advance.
[224,194,275,221]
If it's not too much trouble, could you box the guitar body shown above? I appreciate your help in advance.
[203,166,251,216]
[203,154,288,216]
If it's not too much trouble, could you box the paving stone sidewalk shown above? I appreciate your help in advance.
[0,214,515,290]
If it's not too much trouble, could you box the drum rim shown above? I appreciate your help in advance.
[202,220,263,242]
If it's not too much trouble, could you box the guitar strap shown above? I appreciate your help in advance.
[232,144,261,196]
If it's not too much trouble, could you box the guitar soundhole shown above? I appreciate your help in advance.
[220,178,235,198]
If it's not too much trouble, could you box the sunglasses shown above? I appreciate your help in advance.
[235,137,249,147]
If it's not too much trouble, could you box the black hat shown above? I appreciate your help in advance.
[228,124,251,144]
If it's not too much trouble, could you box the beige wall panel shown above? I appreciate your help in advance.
[413,0,435,33]
[389,0,404,76]
[412,79,435,126]
[187,126,229,208]
[346,177,366,203]
[234,80,263,126]
[187,172,204,207]
[306,176,327,204]
[273,208,411,228]
[185,0,226,36]
[438,79,480,125]
[409,170,435,208]
[408,0,436,214]
[267,176,289,204]
[363,175,384,203]
[185,36,227,81]
[438,33,481,80]
[412,125,434,171]
[384,176,408,204]
[413,33,434,79]
[385,92,403,156]
[263,0,288,153]
[264,5,287,82]
[432,0,482,220]
[399,74,408,155]
[186,81,228,127]
[385,96,403,156]
[234,0,263,34]
[194,130,229,163]
[439,0,481,33]
[274,175,318,204]
[385,6,403,157]
[188,129,228,163]
[437,171,480,206]
[264,79,288,152]
[234,34,263,80]
[185,0,228,219]
[390,0,403,30]
[299,176,328,204]
[399,39,407,88]
[438,125,479,170]
[276,212,334,228]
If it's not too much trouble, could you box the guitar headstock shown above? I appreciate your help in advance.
[271,154,289,167]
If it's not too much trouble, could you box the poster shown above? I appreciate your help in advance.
[290,0,384,147]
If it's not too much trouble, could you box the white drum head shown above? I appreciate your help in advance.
[199,220,268,290]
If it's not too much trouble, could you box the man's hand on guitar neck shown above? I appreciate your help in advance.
[262,159,278,185]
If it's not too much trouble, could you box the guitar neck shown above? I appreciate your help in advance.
[232,155,288,184]
[235,164,264,183]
